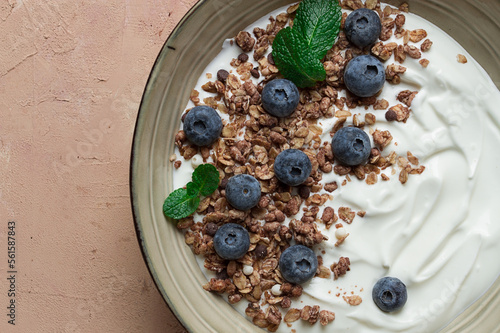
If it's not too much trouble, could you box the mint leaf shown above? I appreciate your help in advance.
[192,163,220,197]
[163,188,200,220]
[293,0,342,60]
[163,164,220,221]
[272,27,326,88]
[272,0,342,88]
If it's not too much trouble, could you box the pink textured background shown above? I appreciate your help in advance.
[0,0,197,331]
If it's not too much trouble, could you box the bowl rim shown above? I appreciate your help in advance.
[129,0,207,331]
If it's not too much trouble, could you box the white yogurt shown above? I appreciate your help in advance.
[172,3,500,333]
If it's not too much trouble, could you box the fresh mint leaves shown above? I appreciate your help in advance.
[163,164,219,220]
[272,0,342,88]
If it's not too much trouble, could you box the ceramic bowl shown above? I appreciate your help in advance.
[130,0,500,332]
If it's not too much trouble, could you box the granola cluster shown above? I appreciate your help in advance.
[172,1,429,331]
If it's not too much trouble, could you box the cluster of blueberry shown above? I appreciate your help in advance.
[344,8,386,97]
[181,7,407,310]
[214,223,318,285]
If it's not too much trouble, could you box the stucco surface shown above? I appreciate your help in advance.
[0,0,197,332]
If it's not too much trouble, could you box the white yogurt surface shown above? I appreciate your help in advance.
[172,3,500,333]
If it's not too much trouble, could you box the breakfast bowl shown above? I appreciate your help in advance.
[130,0,500,332]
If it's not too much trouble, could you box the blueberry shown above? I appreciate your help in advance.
[213,223,250,260]
[344,55,385,97]
[183,105,223,146]
[274,149,312,186]
[372,277,407,312]
[225,174,261,211]
[344,8,382,48]
[261,79,300,118]
[279,245,318,285]
[332,127,371,166]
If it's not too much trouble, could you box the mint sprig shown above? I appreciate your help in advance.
[272,0,342,88]
[163,164,219,220]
